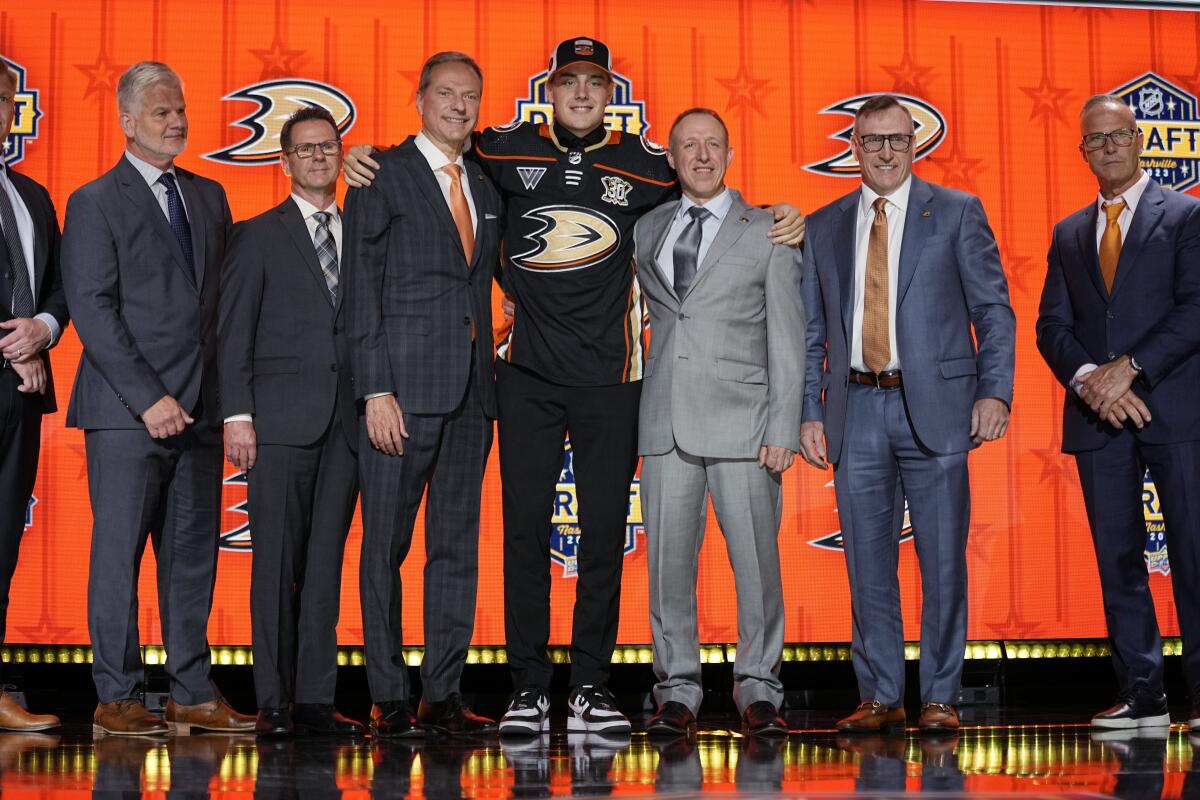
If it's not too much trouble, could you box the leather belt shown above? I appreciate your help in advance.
[849,369,903,389]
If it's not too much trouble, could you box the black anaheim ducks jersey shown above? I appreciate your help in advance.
[474,121,677,386]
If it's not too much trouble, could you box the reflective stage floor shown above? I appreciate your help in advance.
[3,715,1199,798]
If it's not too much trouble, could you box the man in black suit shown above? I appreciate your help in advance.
[343,51,502,737]
[60,61,253,735]
[0,58,66,731]
[219,106,364,737]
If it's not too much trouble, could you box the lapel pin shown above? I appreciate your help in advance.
[921,210,931,217]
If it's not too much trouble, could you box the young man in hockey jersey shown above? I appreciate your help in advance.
[343,37,804,736]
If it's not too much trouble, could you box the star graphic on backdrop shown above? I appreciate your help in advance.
[1002,252,1038,298]
[1021,73,1072,124]
[76,51,127,100]
[927,143,984,194]
[1032,446,1073,482]
[250,32,305,80]
[1175,60,1200,98]
[399,69,421,104]
[882,50,935,96]
[715,61,771,117]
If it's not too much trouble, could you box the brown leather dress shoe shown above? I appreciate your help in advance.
[94,699,169,736]
[836,700,906,733]
[918,702,960,734]
[0,691,59,731]
[165,697,256,734]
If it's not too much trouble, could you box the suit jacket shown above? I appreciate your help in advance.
[343,136,502,417]
[1037,178,1200,452]
[634,189,805,459]
[0,167,69,413]
[802,175,1015,464]
[61,156,231,429]
[217,199,357,450]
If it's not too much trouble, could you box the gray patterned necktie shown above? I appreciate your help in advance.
[0,170,34,317]
[672,205,711,298]
[312,211,338,304]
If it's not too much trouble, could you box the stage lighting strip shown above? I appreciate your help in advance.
[0,639,1183,666]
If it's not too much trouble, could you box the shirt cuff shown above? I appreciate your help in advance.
[364,392,393,400]
[224,414,254,424]
[33,313,60,347]
[1070,363,1098,394]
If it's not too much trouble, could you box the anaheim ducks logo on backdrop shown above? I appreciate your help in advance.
[204,79,356,165]
[805,93,946,177]
[512,205,620,271]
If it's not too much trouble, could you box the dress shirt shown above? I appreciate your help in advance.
[1071,169,1151,391]
[0,163,60,346]
[656,188,733,288]
[124,150,189,222]
[851,177,911,372]
[224,194,341,424]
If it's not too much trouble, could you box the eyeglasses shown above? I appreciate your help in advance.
[1081,128,1137,151]
[856,133,914,153]
[287,139,342,158]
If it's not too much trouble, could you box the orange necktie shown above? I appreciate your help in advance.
[862,197,891,373]
[1099,200,1125,293]
[441,163,475,264]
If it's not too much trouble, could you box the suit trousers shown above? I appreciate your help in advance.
[358,358,491,704]
[249,410,358,709]
[496,359,641,689]
[642,446,784,715]
[835,382,970,707]
[0,368,42,681]
[85,416,222,705]
[1075,433,1200,697]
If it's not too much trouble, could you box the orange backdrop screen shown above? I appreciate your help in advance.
[3,0,1193,647]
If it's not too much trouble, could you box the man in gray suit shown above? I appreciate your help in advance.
[634,108,805,738]
[61,62,254,736]
[799,94,1015,734]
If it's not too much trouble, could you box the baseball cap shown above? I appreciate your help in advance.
[548,37,612,78]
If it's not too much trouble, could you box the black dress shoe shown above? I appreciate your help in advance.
[417,693,497,735]
[255,708,293,736]
[1091,686,1170,729]
[371,701,423,739]
[741,701,788,736]
[646,701,697,738]
[292,703,367,736]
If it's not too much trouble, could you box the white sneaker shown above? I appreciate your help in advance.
[566,685,631,734]
[499,688,551,736]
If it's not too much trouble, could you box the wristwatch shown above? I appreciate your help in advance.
[1128,354,1144,374]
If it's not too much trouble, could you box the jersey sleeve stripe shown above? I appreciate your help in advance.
[595,162,677,188]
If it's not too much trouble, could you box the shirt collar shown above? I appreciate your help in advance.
[124,149,177,186]
[678,187,732,224]
[1096,169,1150,216]
[414,131,466,173]
[553,120,606,150]
[290,193,339,221]
[859,176,913,220]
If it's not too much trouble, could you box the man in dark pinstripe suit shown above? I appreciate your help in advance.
[343,51,503,738]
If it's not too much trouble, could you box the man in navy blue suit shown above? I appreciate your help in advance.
[1037,94,1200,731]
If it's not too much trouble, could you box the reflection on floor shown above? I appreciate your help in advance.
[1,722,1198,796]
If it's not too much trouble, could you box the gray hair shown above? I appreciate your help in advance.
[117,61,182,114]
[1081,93,1131,117]
[417,51,483,95]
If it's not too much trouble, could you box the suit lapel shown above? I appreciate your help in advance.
[400,139,467,263]
[277,200,335,308]
[6,171,49,299]
[465,159,487,271]
[175,169,208,291]
[1110,180,1165,300]
[647,200,681,304]
[1073,203,1108,301]
[115,157,197,291]
[681,191,753,304]
[896,176,934,307]
[834,192,858,341]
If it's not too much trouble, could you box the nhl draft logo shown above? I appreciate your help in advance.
[205,79,356,165]
[600,175,632,206]
[807,480,914,551]
[1,57,43,166]
[805,93,946,178]
[1142,471,1170,576]
[514,68,648,136]
[1110,73,1200,192]
[550,439,642,577]
[23,496,37,529]
[219,471,252,551]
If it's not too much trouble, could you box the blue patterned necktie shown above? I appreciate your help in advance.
[0,169,34,317]
[672,205,711,298]
[312,211,339,304]
[156,172,194,277]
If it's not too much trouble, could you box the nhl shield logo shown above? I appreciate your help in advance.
[1142,471,1170,576]
[1111,72,1200,193]
[1,56,43,166]
[550,439,642,577]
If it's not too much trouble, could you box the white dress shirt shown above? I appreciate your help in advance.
[124,150,189,222]
[851,177,911,372]
[656,188,733,287]
[1071,169,1151,390]
[0,163,61,345]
